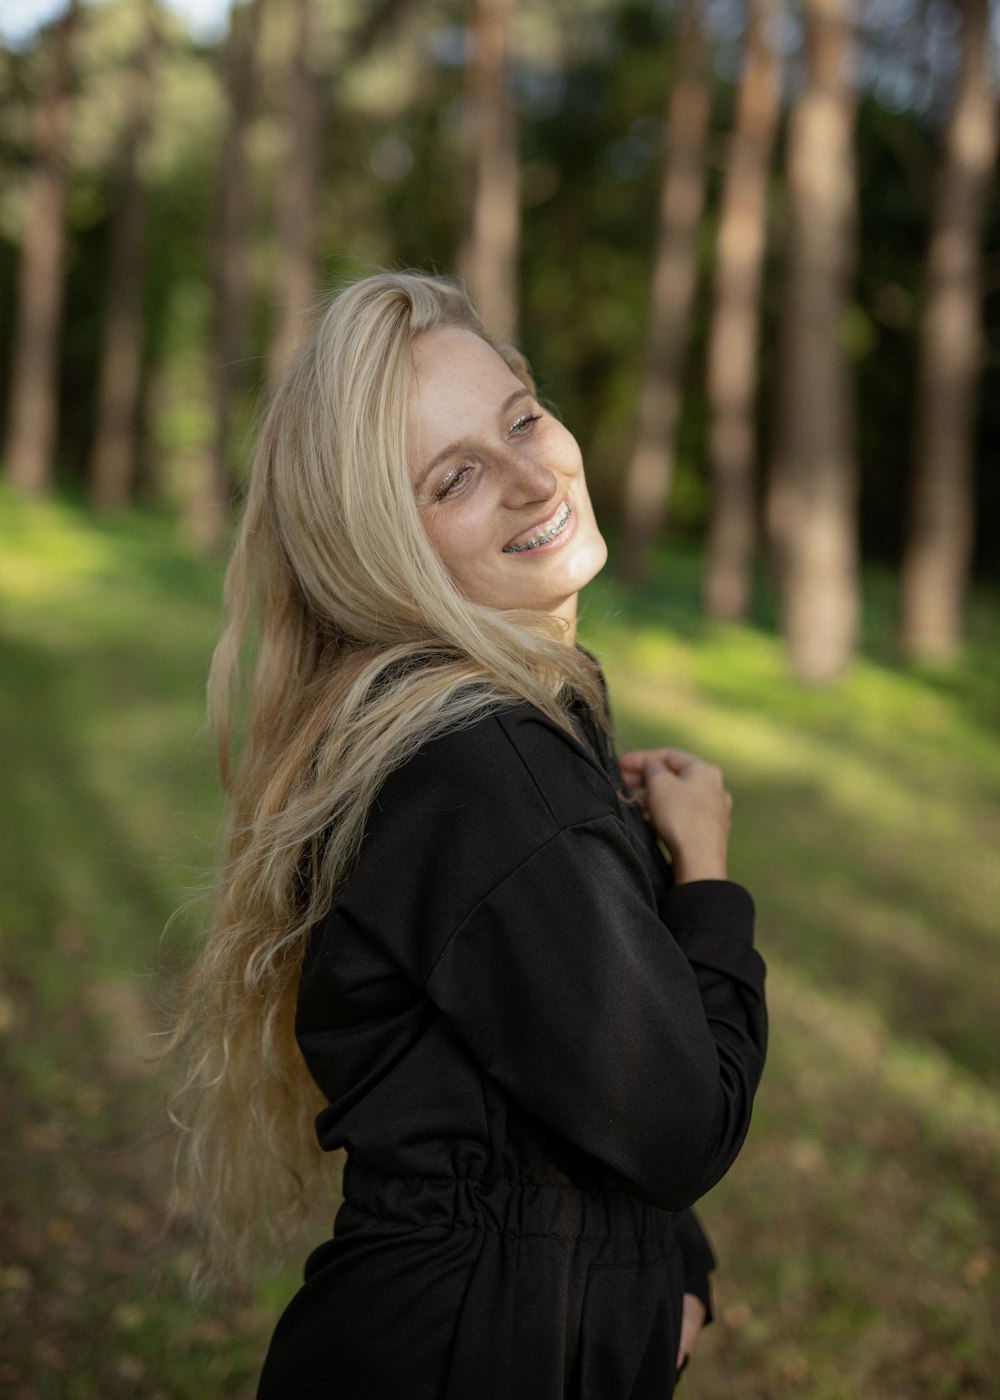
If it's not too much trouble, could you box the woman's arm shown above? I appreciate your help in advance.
[424,810,766,1213]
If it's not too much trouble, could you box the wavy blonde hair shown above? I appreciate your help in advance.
[169,271,605,1278]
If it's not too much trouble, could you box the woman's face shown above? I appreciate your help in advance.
[407,327,607,635]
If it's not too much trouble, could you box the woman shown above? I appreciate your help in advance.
[172,271,767,1399]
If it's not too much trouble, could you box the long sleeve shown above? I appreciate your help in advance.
[424,808,766,1213]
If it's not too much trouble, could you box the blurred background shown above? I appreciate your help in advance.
[1,0,998,1396]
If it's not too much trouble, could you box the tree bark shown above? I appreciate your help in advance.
[88,0,161,514]
[458,0,520,344]
[703,0,783,622]
[3,0,81,495]
[900,0,998,664]
[267,0,321,382]
[620,0,712,584]
[768,0,860,684]
[189,0,265,556]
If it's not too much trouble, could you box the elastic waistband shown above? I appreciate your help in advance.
[341,1159,678,1245]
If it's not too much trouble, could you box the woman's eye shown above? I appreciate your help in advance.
[510,412,542,436]
[435,464,472,500]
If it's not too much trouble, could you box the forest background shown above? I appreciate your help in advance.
[1,0,999,1396]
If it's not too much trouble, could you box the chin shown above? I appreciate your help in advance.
[572,529,609,589]
[530,534,607,614]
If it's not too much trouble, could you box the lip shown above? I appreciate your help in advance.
[503,498,575,554]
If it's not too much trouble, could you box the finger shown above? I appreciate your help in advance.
[676,1320,696,1369]
[616,752,647,777]
[643,757,676,783]
[619,747,700,771]
[618,774,647,799]
[652,748,702,776]
[676,1294,707,1368]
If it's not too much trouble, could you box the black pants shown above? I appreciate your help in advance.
[258,1166,686,1400]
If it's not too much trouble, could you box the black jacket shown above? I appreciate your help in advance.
[258,698,767,1400]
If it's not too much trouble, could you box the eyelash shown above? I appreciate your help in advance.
[435,466,472,500]
[433,412,543,500]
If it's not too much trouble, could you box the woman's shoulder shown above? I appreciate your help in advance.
[320,702,628,981]
[377,700,619,836]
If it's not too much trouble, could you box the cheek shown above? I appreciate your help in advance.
[555,424,585,474]
[425,511,493,583]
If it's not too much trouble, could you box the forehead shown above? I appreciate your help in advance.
[409,326,523,420]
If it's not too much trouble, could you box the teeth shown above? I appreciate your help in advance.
[503,502,572,553]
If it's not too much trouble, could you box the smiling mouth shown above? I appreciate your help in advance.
[502,501,573,553]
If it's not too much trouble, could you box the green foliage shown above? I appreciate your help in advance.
[1,492,998,1395]
[2,0,999,571]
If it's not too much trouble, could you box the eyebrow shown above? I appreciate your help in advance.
[415,386,534,490]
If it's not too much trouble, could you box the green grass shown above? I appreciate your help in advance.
[1,483,998,1398]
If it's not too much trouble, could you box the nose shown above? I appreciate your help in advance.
[499,449,558,508]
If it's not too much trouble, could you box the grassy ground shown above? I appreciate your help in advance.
[1,484,998,1399]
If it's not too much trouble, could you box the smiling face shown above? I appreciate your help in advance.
[407,327,607,637]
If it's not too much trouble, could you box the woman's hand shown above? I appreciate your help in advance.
[677,1292,707,1373]
[617,747,732,885]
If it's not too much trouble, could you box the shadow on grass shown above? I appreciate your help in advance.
[0,633,177,997]
[612,692,1000,1090]
[597,536,1000,744]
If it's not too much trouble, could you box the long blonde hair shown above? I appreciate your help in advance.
[169,271,605,1278]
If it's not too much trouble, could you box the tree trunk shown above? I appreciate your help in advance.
[267,0,321,382]
[458,0,520,344]
[768,0,860,684]
[88,0,161,514]
[703,0,783,623]
[620,0,712,584]
[900,0,998,664]
[3,0,81,495]
[190,0,265,556]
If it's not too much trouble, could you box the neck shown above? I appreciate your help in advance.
[552,594,578,644]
